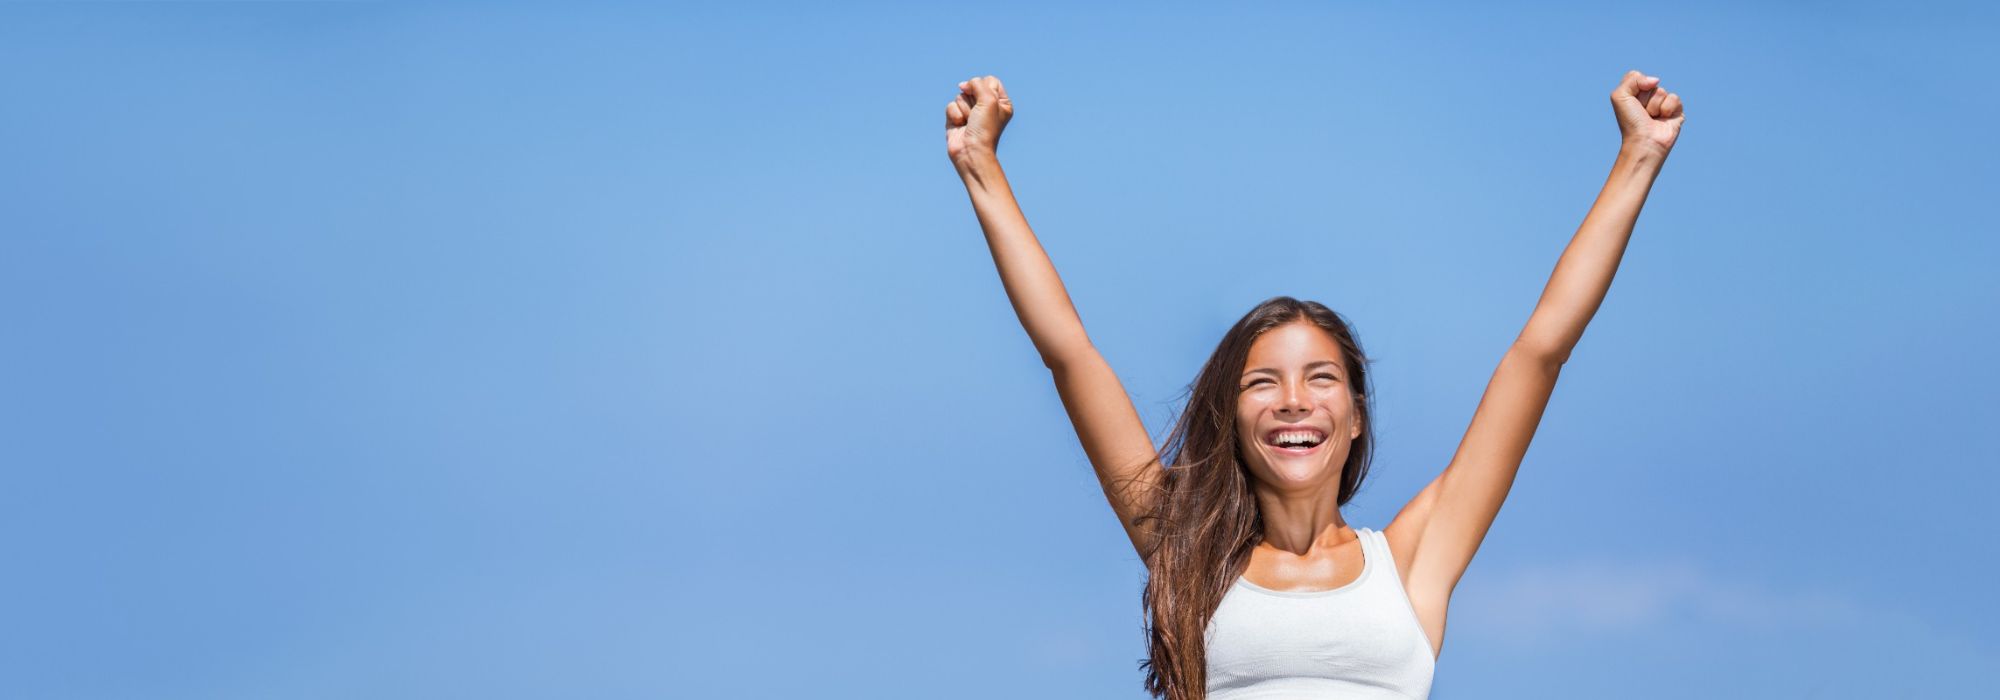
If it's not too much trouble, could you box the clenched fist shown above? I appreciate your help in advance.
[945,75,1013,166]
[1611,70,1687,158]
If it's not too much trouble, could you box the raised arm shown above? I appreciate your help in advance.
[1389,71,1687,628]
[946,75,1163,561]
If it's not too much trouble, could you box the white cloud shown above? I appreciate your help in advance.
[1443,558,2000,696]
[1456,558,1887,641]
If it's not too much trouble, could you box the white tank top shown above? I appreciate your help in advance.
[1204,527,1436,699]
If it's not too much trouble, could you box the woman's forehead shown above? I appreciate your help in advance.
[1246,322,1342,362]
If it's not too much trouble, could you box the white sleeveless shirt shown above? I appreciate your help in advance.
[1204,527,1436,699]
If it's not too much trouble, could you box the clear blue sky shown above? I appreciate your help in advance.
[3,2,1994,698]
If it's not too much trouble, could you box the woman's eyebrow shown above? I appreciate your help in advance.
[1242,360,1342,376]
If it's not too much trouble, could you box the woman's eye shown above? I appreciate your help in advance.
[1314,374,1339,382]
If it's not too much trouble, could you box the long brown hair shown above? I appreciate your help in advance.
[1136,296,1375,700]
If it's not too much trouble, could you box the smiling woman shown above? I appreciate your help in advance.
[944,70,1685,700]
[1140,298,1437,699]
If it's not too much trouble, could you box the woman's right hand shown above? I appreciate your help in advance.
[1610,70,1685,159]
[945,75,1012,166]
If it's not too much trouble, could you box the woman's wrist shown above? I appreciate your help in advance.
[953,148,1011,197]
[1617,139,1670,166]
[952,146,1000,173]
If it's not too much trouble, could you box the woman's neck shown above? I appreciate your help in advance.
[1253,482,1350,555]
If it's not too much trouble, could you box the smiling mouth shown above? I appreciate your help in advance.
[1265,428,1327,456]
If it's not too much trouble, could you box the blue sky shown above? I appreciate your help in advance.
[2,2,1994,698]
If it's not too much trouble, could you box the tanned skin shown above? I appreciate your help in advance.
[946,71,1686,661]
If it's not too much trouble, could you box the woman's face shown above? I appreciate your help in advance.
[1235,319,1362,489]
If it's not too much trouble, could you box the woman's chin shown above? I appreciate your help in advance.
[1250,451,1342,486]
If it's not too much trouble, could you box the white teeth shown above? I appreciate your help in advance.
[1271,430,1324,447]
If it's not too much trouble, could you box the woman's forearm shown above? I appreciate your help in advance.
[955,149,1094,369]
[1516,145,1667,362]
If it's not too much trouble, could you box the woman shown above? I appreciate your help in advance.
[944,71,1685,700]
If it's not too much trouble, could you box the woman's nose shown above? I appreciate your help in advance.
[1277,383,1310,414]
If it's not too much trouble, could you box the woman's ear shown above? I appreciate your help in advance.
[1350,394,1365,440]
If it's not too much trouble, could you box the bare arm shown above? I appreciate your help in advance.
[947,76,1163,561]
[1388,71,1687,639]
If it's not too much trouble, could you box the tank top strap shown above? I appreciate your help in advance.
[1358,527,1397,581]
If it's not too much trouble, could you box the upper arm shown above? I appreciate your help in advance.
[1047,348,1164,563]
[1388,344,1564,604]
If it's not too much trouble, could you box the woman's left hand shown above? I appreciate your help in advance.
[1610,70,1686,157]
